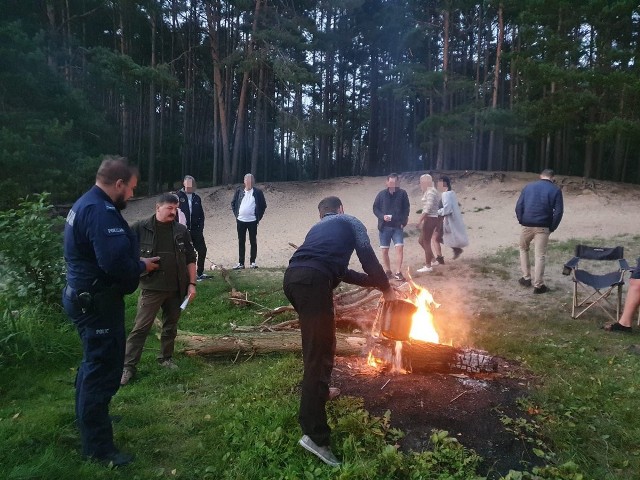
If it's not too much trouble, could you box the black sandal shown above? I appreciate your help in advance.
[603,322,632,333]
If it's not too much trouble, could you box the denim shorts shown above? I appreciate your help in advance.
[379,226,404,248]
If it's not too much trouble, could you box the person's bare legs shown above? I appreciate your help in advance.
[618,278,640,328]
[395,245,404,274]
[432,237,442,258]
[381,248,391,273]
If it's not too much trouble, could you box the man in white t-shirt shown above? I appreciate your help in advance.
[230,174,267,269]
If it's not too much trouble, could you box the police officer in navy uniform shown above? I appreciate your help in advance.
[62,156,160,466]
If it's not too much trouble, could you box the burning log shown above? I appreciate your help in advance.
[177,330,497,375]
[403,341,497,374]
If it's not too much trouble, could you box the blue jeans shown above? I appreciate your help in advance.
[379,226,404,248]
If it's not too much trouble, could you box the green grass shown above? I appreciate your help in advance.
[2,243,640,479]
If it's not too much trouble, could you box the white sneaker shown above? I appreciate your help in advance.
[299,435,340,467]
[417,265,433,273]
[249,262,258,269]
[431,260,440,267]
[328,387,340,400]
[120,369,134,386]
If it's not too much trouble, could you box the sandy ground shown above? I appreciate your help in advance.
[123,171,640,272]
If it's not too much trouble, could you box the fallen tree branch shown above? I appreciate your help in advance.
[179,331,368,357]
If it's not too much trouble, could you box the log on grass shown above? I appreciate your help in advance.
[179,331,368,357]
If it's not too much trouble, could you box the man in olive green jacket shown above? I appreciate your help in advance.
[121,193,197,385]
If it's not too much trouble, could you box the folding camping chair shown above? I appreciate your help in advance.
[562,245,630,321]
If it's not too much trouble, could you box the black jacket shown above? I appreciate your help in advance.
[231,187,267,223]
[176,190,205,234]
[372,188,410,231]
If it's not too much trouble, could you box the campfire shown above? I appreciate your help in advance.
[367,277,496,375]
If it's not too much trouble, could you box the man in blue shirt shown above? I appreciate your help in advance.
[62,156,160,466]
[515,169,564,294]
[284,196,394,467]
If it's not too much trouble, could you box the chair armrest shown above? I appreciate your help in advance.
[619,258,631,271]
[563,256,580,275]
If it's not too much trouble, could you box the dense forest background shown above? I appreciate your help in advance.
[1,0,640,209]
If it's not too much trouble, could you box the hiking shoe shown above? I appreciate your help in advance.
[197,273,210,281]
[417,265,433,273]
[328,387,341,400]
[249,263,258,269]
[603,322,632,333]
[518,277,532,287]
[385,270,393,279]
[232,263,245,270]
[298,435,341,467]
[393,272,406,282]
[452,248,463,260]
[158,358,178,369]
[120,369,134,386]
[533,285,549,294]
[89,450,134,467]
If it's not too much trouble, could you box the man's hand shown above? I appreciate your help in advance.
[142,256,161,273]
[382,287,396,302]
[187,283,197,300]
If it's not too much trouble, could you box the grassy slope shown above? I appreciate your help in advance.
[2,239,640,479]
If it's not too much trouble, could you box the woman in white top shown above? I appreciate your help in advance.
[436,175,468,260]
[416,174,440,273]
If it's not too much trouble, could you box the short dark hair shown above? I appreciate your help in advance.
[157,193,180,205]
[541,169,555,178]
[439,175,452,191]
[96,156,138,185]
[387,173,399,181]
[318,196,342,217]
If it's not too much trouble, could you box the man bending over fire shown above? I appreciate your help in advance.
[283,196,395,467]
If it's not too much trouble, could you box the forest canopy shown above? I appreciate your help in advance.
[1,0,639,209]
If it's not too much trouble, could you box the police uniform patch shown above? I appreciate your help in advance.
[106,227,126,235]
[66,209,76,226]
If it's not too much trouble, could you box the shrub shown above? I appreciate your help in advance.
[0,193,65,308]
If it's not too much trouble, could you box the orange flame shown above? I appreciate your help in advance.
[408,286,439,343]
[367,351,378,367]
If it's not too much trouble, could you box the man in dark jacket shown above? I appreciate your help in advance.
[62,156,160,466]
[120,193,197,385]
[515,169,564,294]
[176,175,208,279]
[283,196,395,467]
[231,173,267,269]
[372,173,410,281]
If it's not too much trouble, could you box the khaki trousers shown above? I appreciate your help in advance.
[123,289,181,373]
[519,226,550,288]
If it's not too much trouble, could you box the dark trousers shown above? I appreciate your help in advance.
[62,286,125,458]
[191,231,207,276]
[236,219,258,265]
[283,267,335,446]
[418,216,439,265]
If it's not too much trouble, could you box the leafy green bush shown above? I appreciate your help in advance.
[0,193,65,308]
